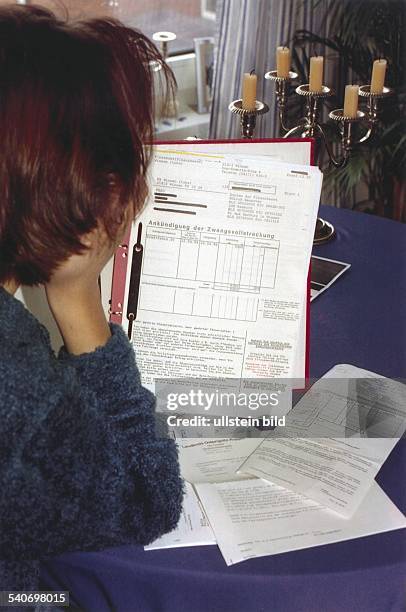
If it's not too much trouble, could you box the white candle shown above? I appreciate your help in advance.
[371,59,387,94]
[242,72,257,111]
[276,46,291,78]
[309,56,324,92]
[343,85,359,118]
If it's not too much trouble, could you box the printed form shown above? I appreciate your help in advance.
[123,150,322,385]
[195,478,406,566]
[157,140,314,380]
[238,364,406,517]
[179,438,260,484]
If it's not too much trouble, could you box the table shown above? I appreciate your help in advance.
[40,206,406,612]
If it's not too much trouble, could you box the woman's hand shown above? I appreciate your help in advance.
[45,226,117,355]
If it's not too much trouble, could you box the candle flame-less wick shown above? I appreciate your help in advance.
[250,68,255,75]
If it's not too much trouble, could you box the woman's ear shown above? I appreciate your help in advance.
[79,230,95,249]
[79,224,110,251]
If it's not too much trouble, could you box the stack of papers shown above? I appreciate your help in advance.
[146,364,406,565]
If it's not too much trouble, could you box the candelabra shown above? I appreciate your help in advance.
[229,72,393,243]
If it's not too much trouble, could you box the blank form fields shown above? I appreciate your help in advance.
[139,226,279,322]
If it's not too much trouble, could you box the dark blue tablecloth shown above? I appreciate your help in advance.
[41,206,406,612]
[310,206,406,380]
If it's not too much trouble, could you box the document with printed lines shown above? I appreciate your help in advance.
[120,144,322,386]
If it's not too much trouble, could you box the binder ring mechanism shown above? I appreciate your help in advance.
[127,312,135,340]
[109,243,128,316]
[109,305,123,316]
[109,296,123,316]
[126,223,144,339]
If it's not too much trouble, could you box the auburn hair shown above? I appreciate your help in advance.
[0,4,175,285]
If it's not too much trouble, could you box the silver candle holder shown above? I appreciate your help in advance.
[326,109,367,167]
[358,85,394,123]
[264,70,298,132]
[228,99,269,139]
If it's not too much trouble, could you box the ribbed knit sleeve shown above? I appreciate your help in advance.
[57,324,152,419]
[0,322,183,563]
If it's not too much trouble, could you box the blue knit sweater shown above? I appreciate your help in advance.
[0,286,183,592]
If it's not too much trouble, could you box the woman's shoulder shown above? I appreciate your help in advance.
[0,333,59,428]
[0,329,54,379]
[0,291,106,456]
[0,287,62,407]
[0,287,53,352]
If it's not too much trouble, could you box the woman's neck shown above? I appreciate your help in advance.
[1,279,20,295]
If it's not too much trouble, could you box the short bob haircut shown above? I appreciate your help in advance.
[0,4,175,286]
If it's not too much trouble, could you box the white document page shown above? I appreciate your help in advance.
[268,364,406,447]
[289,363,406,440]
[145,481,216,550]
[238,364,406,517]
[123,150,321,385]
[195,478,406,566]
[179,438,260,483]
[156,141,312,382]
[238,437,390,518]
